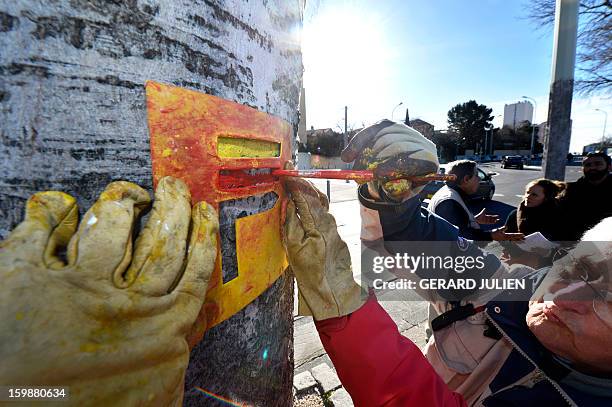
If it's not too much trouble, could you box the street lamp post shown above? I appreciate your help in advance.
[522,96,537,157]
[595,108,608,150]
[391,102,403,121]
[489,115,502,156]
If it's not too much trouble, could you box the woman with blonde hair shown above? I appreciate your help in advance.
[504,178,566,241]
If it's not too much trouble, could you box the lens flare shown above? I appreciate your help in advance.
[193,387,252,407]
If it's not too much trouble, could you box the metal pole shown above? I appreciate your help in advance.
[491,115,501,156]
[543,0,579,181]
[595,109,608,149]
[326,179,331,201]
[343,106,348,149]
[522,96,537,157]
[391,102,403,121]
[344,106,350,182]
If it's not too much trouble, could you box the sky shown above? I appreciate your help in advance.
[301,0,611,152]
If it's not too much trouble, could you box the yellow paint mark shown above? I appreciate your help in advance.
[15,312,24,321]
[205,198,288,329]
[384,179,411,194]
[80,343,100,353]
[217,137,280,158]
[162,148,173,157]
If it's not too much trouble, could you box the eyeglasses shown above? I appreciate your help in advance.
[550,247,612,327]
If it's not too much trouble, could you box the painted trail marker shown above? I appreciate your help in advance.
[145,81,291,330]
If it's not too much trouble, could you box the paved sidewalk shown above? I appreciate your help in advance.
[292,179,429,406]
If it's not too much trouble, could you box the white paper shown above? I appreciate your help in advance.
[515,232,559,253]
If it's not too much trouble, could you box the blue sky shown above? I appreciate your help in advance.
[302,0,611,152]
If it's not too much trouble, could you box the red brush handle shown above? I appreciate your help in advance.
[272,169,455,182]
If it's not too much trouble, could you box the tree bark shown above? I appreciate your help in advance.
[0,1,302,405]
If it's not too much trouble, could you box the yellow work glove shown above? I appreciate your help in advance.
[0,176,218,406]
[341,119,439,201]
[283,177,363,321]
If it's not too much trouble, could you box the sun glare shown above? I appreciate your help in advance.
[303,3,394,128]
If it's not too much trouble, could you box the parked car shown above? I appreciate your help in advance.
[501,155,524,169]
[420,164,496,202]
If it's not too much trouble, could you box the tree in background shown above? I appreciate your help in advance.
[306,129,345,156]
[447,100,494,155]
[525,0,611,94]
[430,130,459,162]
[496,124,544,154]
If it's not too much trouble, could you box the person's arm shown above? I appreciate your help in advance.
[316,297,467,407]
[433,200,493,241]
[358,184,459,242]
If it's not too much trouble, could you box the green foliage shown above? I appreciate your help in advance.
[447,100,493,154]
[496,124,543,153]
[430,131,459,161]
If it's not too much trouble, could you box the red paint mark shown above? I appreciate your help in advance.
[272,169,456,183]
[204,302,221,322]
[218,169,278,190]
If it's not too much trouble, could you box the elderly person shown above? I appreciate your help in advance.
[283,121,612,406]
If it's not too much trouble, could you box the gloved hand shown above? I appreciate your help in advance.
[0,177,218,406]
[282,176,363,320]
[341,119,439,201]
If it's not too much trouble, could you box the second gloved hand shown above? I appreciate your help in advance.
[283,177,364,321]
[341,119,439,201]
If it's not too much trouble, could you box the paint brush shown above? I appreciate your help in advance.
[272,169,456,183]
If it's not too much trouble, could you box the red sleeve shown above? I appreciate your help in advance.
[315,296,467,407]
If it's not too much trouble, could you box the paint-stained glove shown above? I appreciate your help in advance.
[341,119,439,201]
[283,177,363,320]
[0,177,218,406]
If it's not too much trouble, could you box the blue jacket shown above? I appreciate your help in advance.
[358,184,611,406]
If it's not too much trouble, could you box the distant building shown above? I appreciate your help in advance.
[503,101,534,129]
[409,119,434,138]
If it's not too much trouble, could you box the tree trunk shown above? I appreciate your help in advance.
[0,1,302,405]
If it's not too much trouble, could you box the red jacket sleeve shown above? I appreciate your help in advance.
[315,297,467,407]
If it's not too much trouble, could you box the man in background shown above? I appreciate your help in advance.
[560,151,612,240]
[428,160,523,242]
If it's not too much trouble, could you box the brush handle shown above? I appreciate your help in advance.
[272,169,455,182]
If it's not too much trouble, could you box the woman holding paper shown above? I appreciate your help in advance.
[504,178,566,241]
